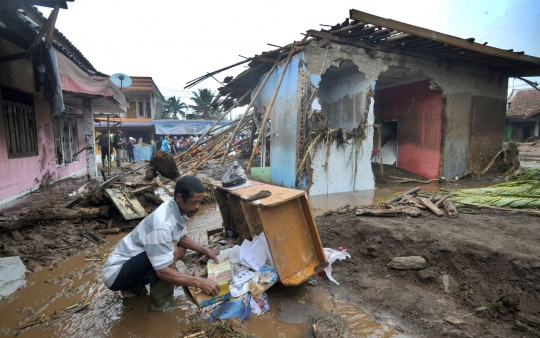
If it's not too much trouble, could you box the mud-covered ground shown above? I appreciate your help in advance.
[317,209,540,338]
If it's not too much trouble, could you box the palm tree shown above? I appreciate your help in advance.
[164,96,188,119]
[189,88,220,117]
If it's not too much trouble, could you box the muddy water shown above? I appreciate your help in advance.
[0,201,404,337]
[308,181,495,216]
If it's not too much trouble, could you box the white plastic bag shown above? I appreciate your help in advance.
[323,247,351,285]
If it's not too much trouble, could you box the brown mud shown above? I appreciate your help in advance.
[317,210,540,338]
[0,205,398,338]
[150,151,180,179]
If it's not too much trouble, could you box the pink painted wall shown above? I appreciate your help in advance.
[0,94,87,203]
[374,80,443,179]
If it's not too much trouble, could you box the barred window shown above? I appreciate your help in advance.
[1,86,38,158]
[53,115,80,166]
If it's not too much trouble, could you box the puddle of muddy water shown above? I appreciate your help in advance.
[0,196,407,337]
[308,181,500,216]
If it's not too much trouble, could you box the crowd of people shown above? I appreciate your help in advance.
[97,131,262,169]
[158,135,206,157]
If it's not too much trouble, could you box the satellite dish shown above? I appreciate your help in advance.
[110,73,132,89]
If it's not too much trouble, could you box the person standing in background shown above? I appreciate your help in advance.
[161,136,170,153]
[113,130,125,168]
[98,132,111,169]
[127,137,135,162]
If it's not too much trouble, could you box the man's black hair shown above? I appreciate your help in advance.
[174,176,204,202]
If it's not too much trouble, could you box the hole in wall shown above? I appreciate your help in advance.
[317,61,367,132]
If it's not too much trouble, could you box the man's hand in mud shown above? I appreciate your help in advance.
[199,278,220,296]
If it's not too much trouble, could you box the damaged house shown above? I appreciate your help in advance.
[197,10,540,195]
[0,3,127,204]
[505,88,540,142]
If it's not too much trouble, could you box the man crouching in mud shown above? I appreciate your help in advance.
[102,176,220,312]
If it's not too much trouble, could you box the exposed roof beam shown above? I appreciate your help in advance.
[349,9,540,66]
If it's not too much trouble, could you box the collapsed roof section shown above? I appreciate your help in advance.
[188,9,540,111]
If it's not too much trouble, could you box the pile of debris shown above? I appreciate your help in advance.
[324,175,540,220]
[0,151,220,271]
[321,187,458,219]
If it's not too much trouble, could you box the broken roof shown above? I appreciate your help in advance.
[507,89,540,119]
[189,9,540,111]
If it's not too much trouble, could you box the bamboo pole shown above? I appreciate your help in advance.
[198,92,223,119]
[220,56,283,165]
[247,43,297,171]
[182,91,251,158]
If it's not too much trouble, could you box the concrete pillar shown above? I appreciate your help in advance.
[83,98,98,180]
[534,116,540,137]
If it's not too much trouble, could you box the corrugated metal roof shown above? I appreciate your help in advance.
[195,10,540,104]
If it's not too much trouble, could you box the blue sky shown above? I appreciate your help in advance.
[39,0,540,105]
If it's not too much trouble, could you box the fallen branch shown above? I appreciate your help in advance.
[355,209,399,217]
[418,197,445,217]
[443,200,458,218]
[385,187,420,203]
[1,207,108,232]
[435,194,456,207]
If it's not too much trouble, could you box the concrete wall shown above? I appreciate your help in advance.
[442,93,471,177]
[253,54,301,189]
[374,80,443,179]
[302,42,507,185]
[467,96,507,173]
[309,62,375,195]
[0,38,87,204]
[318,64,366,132]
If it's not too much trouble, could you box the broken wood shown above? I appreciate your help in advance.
[443,200,458,218]
[156,178,173,196]
[105,188,148,220]
[399,194,426,209]
[435,194,456,207]
[80,227,106,244]
[98,228,120,235]
[131,185,156,195]
[221,54,283,165]
[355,209,399,217]
[418,197,445,217]
[247,43,297,172]
[385,187,421,203]
[143,192,164,204]
[1,207,106,232]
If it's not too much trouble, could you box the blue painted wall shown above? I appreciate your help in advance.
[254,54,301,188]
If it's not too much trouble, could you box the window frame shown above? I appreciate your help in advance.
[52,114,80,166]
[1,85,38,159]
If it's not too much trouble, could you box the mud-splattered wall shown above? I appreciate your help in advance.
[374,80,443,179]
[0,38,87,204]
[467,96,507,173]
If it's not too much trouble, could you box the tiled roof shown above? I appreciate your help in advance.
[507,89,540,118]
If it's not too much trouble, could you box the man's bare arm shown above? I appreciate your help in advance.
[155,267,220,296]
[178,236,219,262]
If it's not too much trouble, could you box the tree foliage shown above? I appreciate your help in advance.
[164,96,188,119]
[189,88,222,118]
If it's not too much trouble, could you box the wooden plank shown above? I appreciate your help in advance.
[349,9,540,65]
[226,194,251,241]
[214,182,305,207]
[239,200,264,238]
[418,197,445,217]
[258,198,324,286]
[105,188,148,220]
